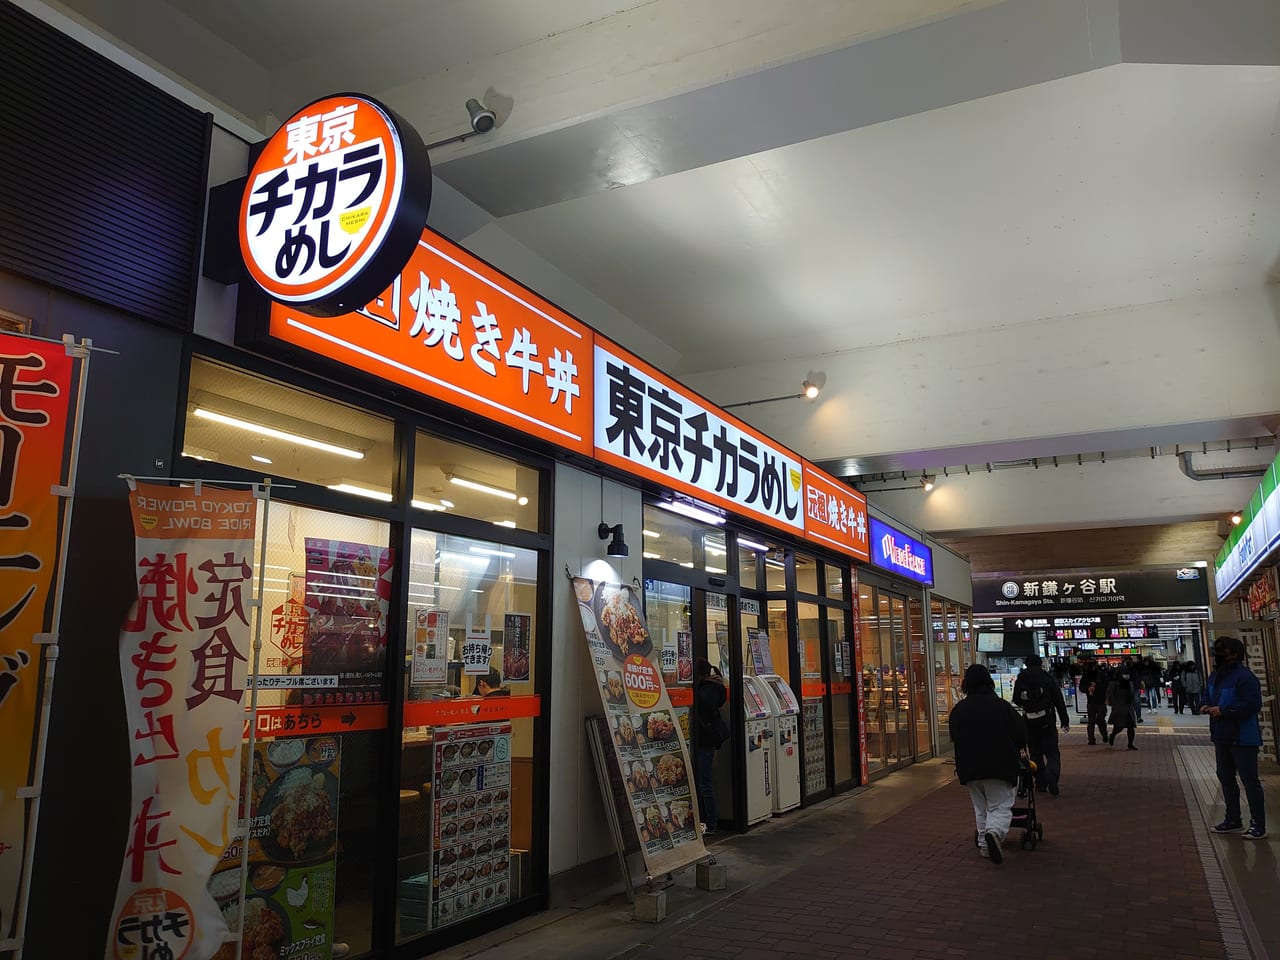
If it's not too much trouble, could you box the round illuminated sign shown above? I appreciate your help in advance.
[239,93,431,317]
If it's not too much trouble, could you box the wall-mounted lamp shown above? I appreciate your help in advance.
[598,522,630,558]
[1231,512,1243,526]
[722,375,825,410]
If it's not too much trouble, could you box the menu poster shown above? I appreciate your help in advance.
[572,576,707,876]
[841,642,852,680]
[502,613,531,682]
[208,736,341,960]
[462,618,493,676]
[677,631,693,684]
[303,538,393,703]
[747,628,774,676]
[430,723,513,928]
[411,608,448,686]
[833,642,846,677]
[802,700,828,796]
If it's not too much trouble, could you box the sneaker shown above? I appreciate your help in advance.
[1127,744,1138,751]
[1244,822,1268,840]
[1213,819,1244,833]
[1049,783,1060,796]
[984,831,1003,865]
[978,845,989,858]
[974,830,980,848]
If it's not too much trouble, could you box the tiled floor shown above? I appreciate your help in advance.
[437,707,1279,960]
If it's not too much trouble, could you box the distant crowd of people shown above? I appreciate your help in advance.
[948,638,1265,866]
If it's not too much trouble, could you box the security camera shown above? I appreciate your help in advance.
[466,98,496,134]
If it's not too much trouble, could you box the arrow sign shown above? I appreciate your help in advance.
[341,711,356,726]
[1015,619,1025,628]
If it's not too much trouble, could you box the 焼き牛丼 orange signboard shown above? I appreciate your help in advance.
[268,228,594,456]
[801,462,870,562]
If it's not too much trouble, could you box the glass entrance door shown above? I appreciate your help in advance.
[889,596,911,764]
[702,591,738,829]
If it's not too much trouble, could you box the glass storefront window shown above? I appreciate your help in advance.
[641,506,697,567]
[828,613,853,786]
[397,529,541,941]
[183,356,396,494]
[646,581,693,710]
[764,549,787,592]
[933,599,954,753]
[414,431,541,530]
[737,536,764,589]
[823,562,847,602]
[798,601,828,796]
[765,600,792,684]
[702,532,729,575]
[795,552,818,595]
[909,599,930,759]
[224,501,393,957]
[859,589,883,774]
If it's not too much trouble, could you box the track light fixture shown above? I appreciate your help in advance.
[598,522,630,558]
[921,475,935,492]
[723,375,825,410]
[425,97,500,150]
[1231,512,1243,526]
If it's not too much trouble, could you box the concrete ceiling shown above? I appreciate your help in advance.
[28,0,1280,541]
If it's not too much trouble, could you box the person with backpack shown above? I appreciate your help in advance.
[1012,655,1070,795]
[694,658,730,835]
[949,663,1028,864]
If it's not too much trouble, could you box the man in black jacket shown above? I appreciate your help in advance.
[949,664,1027,865]
[1081,659,1110,745]
[1013,655,1070,795]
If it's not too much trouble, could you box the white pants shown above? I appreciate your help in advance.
[968,779,1017,844]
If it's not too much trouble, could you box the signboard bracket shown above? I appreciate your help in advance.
[48,485,71,498]
[15,787,37,800]
[31,633,53,645]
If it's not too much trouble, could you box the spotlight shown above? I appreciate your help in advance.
[466,98,496,134]
[598,522,630,558]
[1231,512,1243,526]
[802,379,820,400]
[921,475,935,492]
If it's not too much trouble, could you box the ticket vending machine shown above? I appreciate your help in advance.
[741,675,775,826]
[759,675,802,814]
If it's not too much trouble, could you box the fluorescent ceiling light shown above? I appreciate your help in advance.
[707,566,726,574]
[328,483,392,502]
[250,454,273,465]
[643,552,661,560]
[738,537,769,552]
[642,529,659,538]
[182,451,210,462]
[437,550,491,567]
[705,545,727,557]
[411,499,449,512]
[493,520,517,528]
[655,499,725,526]
[680,562,695,568]
[449,474,529,505]
[469,546,515,558]
[193,407,364,459]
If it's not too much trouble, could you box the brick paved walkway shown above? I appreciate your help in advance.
[623,727,1225,960]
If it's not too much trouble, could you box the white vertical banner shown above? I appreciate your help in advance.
[107,483,257,960]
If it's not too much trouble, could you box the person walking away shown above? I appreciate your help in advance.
[1081,661,1110,745]
[1106,667,1138,749]
[1012,655,1070,795]
[1183,662,1204,713]
[948,664,1027,865]
[1203,636,1266,839]
[694,658,729,836]
[1168,661,1185,714]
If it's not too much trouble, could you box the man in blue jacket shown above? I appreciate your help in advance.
[1202,636,1266,839]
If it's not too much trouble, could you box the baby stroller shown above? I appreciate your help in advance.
[1011,756,1044,850]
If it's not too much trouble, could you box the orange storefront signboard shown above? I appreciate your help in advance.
[267,228,594,456]
[801,462,870,562]
[593,339,805,536]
